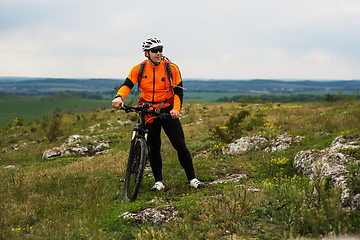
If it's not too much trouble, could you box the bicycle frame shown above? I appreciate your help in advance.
[123,103,171,145]
[121,103,171,202]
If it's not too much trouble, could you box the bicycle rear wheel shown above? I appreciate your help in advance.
[123,137,147,202]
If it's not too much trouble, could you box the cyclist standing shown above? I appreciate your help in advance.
[112,37,205,190]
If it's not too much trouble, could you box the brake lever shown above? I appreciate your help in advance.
[120,106,131,113]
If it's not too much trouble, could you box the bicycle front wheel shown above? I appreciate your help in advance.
[123,137,147,202]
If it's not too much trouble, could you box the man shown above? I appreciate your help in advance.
[112,37,205,190]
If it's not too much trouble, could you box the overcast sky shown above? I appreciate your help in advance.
[1,0,360,80]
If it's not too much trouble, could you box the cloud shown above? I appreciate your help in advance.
[302,51,332,62]
[1,0,360,79]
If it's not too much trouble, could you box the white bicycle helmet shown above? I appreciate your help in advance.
[142,37,163,51]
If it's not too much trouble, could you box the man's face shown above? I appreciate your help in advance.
[146,47,163,65]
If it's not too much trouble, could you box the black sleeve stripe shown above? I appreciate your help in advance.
[174,81,183,105]
[121,78,134,89]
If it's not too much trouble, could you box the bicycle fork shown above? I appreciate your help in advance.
[126,127,138,174]
[127,127,148,173]
[131,127,148,141]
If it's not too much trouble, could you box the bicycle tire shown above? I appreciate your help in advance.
[123,137,147,202]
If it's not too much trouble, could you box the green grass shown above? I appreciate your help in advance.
[0,91,233,128]
[1,101,360,239]
[0,94,109,128]
[184,92,241,102]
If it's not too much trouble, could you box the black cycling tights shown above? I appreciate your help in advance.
[146,116,196,182]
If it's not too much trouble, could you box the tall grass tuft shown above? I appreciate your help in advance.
[45,108,63,141]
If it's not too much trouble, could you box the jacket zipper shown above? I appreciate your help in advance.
[152,68,155,103]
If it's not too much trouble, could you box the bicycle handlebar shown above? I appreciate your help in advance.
[120,104,172,119]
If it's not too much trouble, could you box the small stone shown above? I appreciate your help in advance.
[3,165,20,170]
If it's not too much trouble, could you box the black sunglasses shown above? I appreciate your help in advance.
[149,47,163,53]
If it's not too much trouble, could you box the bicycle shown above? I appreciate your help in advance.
[120,103,171,202]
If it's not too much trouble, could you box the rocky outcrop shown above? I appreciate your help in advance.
[222,134,305,155]
[2,141,28,153]
[222,136,268,155]
[352,194,360,211]
[208,173,248,185]
[221,134,360,210]
[294,136,360,209]
[209,174,260,192]
[42,135,109,159]
[120,199,177,224]
[328,135,360,151]
[265,134,305,152]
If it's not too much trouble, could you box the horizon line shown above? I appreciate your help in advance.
[0,76,359,82]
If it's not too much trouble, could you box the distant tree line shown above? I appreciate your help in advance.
[63,91,103,100]
[216,92,360,103]
[1,90,104,100]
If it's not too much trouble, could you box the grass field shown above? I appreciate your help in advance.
[2,87,357,129]
[0,92,237,128]
[1,99,360,239]
[0,93,109,128]
[184,92,241,102]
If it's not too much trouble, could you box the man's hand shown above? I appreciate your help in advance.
[170,110,179,119]
[112,97,124,109]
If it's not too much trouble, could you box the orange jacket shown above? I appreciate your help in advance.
[116,59,183,112]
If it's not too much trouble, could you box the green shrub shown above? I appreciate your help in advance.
[13,117,23,127]
[46,108,63,141]
[209,109,250,143]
